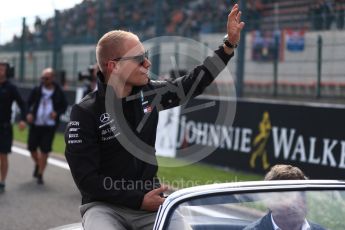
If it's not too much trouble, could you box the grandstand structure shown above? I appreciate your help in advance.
[2,0,344,49]
[0,0,345,99]
[260,0,311,30]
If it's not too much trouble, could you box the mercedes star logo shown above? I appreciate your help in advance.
[100,113,110,123]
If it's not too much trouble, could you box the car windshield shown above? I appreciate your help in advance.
[165,189,345,230]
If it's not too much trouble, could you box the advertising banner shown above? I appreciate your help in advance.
[177,98,345,179]
[155,106,181,158]
[251,30,284,62]
[285,29,305,52]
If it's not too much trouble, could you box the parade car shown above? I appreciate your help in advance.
[52,180,345,230]
[153,180,345,230]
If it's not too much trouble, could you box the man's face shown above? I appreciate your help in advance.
[270,192,307,230]
[0,65,7,82]
[111,37,151,87]
[41,71,54,87]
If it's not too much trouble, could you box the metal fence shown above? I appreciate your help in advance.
[1,0,345,99]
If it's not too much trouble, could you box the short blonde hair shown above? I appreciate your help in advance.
[96,30,138,74]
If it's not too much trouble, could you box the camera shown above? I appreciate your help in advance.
[78,65,98,97]
[78,65,95,82]
[0,62,15,79]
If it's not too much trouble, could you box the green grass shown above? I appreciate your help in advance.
[13,124,262,188]
[307,191,345,229]
[157,157,261,188]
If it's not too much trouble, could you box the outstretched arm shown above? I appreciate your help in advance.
[148,4,246,111]
[223,3,245,55]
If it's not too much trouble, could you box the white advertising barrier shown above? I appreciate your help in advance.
[155,106,181,158]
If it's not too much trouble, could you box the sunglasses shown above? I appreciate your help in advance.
[112,51,149,65]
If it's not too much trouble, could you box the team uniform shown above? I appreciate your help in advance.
[0,81,26,153]
[65,47,233,228]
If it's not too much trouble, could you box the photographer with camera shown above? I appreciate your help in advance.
[79,64,98,98]
[0,62,27,193]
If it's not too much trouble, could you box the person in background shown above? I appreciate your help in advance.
[26,67,67,185]
[264,164,307,180]
[244,164,325,230]
[81,64,98,98]
[0,62,26,193]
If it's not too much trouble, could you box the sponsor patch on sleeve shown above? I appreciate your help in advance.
[67,120,83,144]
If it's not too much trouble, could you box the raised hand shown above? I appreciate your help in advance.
[226,4,245,47]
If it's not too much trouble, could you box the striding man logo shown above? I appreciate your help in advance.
[250,111,272,170]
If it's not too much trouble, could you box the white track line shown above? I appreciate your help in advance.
[12,146,70,170]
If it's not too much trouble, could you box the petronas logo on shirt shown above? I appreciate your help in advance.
[143,105,152,114]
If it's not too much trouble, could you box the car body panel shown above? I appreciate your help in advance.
[154,180,345,230]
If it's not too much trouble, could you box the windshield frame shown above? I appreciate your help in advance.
[153,180,345,230]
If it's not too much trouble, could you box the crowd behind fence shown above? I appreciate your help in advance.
[1,0,345,99]
[1,0,345,50]
[1,30,345,100]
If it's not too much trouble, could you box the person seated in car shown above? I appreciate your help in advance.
[243,164,326,230]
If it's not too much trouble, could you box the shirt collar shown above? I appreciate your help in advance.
[270,213,311,230]
[96,71,107,98]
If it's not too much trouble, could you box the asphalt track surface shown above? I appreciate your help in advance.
[0,144,82,230]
